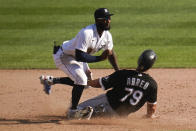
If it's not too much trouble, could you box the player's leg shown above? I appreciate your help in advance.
[40,48,75,94]
[40,51,92,93]
[71,84,85,110]
[53,48,75,86]
[52,63,92,87]
[77,94,118,119]
[59,54,89,118]
[53,77,74,86]
[40,75,74,86]
[50,40,75,86]
[66,94,106,120]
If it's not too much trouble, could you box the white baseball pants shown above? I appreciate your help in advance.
[53,49,90,85]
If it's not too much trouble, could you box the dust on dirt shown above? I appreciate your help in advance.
[0,69,195,131]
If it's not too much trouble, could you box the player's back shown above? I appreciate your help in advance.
[106,70,158,116]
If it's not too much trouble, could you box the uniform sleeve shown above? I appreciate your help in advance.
[75,29,89,52]
[99,70,122,90]
[147,82,158,104]
[104,31,113,50]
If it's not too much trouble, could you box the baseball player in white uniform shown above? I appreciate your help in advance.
[40,8,119,119]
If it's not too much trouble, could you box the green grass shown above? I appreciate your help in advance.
[0,0,196,69]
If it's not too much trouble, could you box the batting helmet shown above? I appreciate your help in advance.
[136,49,157,72]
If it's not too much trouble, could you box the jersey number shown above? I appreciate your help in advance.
[120,88,143,105]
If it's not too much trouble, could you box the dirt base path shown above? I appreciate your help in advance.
[0,69,196,131]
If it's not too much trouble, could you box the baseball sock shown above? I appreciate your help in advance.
[53,77,74,86]
[71,85,85,110]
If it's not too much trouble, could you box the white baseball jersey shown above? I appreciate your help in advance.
[53,24,114,85]
[61,24,114,56]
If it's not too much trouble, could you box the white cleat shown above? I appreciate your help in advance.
[39,75,54,95]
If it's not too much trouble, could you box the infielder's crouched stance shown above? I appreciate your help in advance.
[40,8,119,119]
[71,50,159,120]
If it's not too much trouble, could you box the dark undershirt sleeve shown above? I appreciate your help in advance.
[147,84,158,104]
[75,49,102,63]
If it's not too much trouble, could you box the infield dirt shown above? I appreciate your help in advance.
[0,69,195,131]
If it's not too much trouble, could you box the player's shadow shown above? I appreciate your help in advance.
[0,116,65,125]
[0,116,116,126]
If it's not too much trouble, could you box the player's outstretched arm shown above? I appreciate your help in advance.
[75,49,109,63]
[145,102,159,119]
[87,79,101,88]
[107,49,119,71]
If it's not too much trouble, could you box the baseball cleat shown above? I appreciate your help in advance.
[78,106,94,120]
[66,106,94,120]
[66,109,78,120]
[39,75,54,95]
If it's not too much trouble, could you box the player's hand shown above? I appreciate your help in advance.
[86,70,93,81]
[100,50,109,60]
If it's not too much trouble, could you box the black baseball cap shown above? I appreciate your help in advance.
[94,8,114,19]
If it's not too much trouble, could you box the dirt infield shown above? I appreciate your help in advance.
[0,69,195,131]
